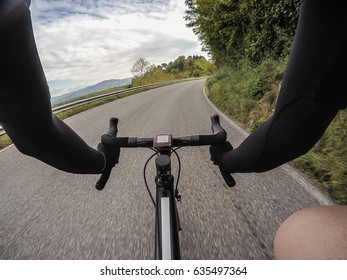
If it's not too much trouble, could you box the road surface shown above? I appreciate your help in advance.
[0,80,333,259]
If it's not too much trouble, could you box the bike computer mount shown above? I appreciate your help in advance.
[153,134,172,151]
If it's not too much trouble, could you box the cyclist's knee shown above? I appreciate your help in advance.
[274,206,347,259]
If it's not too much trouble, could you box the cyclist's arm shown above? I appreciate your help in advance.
[221,94,338,173]
[0,0,106,174]
[216,0,346,174]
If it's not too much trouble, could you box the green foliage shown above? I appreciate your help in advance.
[207,58,285,128]
[185,0,300,65]
[249,77,265,100]
[131,55,215,86]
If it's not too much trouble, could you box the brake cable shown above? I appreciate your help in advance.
[143,148,182,208]
[143,149,158,207]
[171,148,182,202]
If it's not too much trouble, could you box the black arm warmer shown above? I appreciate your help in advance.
[0,0,105,174]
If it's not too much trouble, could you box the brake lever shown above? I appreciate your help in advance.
[210,115,236,187]
[95,168,112,190]
[95,118,119,191]
[218,164,236,188]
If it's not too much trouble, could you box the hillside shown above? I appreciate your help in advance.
[51,78,131,105]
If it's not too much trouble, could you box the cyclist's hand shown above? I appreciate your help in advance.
[97,141,120,172]
[209,141,236,187]
[209,141,233,168]
[95,117,120,190]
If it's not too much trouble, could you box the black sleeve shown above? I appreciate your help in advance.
[0,0,105,174]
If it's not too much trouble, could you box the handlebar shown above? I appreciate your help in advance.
[101,114,227,148]
[96,114,235,190]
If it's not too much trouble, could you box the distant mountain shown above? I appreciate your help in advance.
[51,78,131,105]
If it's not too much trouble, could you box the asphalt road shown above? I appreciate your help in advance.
[0,80,333,260]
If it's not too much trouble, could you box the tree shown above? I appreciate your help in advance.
[131,58,151,79]
[161,63,168,70]
[174,55,186,72]
[184,0,300,65]
[130,55,214,86]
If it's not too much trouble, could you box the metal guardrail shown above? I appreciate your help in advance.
[0,78,203,136]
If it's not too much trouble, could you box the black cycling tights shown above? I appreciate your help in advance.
[223,0,347,173]
[0,0,105,174]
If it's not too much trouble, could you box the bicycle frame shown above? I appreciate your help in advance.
[154,154,180,260]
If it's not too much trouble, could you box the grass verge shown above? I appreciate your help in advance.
[0,134,12,150]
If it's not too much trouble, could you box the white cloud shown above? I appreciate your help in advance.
[29,0,206,96]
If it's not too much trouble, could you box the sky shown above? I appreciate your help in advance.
[29,0,206,97]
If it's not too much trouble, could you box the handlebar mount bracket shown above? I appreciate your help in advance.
[153,134,172,152]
